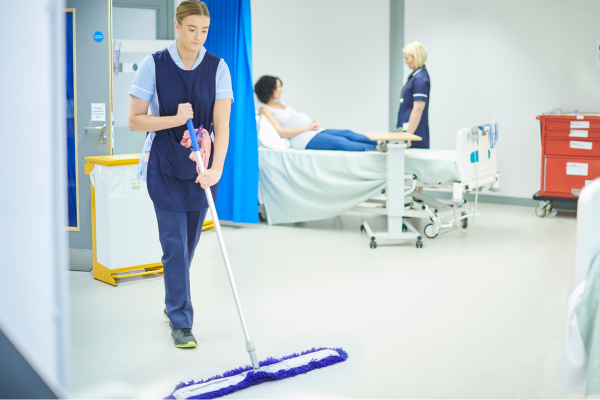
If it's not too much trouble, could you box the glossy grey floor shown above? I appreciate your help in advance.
[69,203,581,399]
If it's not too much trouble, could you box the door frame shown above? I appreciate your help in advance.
[65,8,80,231]
[108,0,114,155]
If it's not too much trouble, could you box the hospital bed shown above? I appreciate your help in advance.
[258,125,500,248]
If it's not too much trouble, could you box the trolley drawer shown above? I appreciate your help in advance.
[545,118,600,131]
[544,138,600,157]
[544,128,600,140]
[544,156,600,197]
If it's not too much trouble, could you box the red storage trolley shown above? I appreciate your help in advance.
[534,113,600,217]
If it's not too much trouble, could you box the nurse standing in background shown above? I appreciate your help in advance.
[396,41,430,149]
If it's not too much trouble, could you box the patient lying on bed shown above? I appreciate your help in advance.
[255,75,384,152]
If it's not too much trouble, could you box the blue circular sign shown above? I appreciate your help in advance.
[94,31,104,42]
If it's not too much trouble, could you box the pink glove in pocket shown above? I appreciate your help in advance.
[180,128,211,174]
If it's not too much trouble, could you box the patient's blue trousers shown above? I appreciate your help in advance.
[154,205,208,329]
[305,129,377,151]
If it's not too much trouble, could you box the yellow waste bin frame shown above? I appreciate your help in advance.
[84,154,214,286]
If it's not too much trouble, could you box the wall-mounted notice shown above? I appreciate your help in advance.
[567,162,588,176]
[91,103,106,121]
[597,39,600,70]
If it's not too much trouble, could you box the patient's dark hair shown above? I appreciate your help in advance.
[254,75,281,104]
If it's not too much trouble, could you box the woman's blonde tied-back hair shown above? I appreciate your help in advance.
[176,0,210,24]
[402,41,428,69]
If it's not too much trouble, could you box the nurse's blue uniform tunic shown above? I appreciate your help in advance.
[396,66,431,149]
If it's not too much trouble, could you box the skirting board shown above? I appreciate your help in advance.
[69,248,93,271]
[422,189,577,211]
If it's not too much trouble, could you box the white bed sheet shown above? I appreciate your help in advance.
[405,149,458,184]
[259,147,458,225]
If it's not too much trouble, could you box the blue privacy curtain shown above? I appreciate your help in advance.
[66,11,77,227]
[203,0,258,223]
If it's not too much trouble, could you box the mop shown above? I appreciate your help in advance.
[165,120,348,400]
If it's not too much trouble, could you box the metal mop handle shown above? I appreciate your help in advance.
[186,119,260,370]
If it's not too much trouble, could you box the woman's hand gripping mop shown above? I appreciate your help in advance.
[166,120,348,400]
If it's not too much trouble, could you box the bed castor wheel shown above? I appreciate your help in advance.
[370,240,377,249]
[258,205,267,222]
[360,224,365,232]
[424,224,438,239]
[416,240,423,248]
[402,224,407,232]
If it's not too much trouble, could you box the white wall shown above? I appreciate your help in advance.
[251,0,390,133]
[0,0,69,395]
[405,0,600,199]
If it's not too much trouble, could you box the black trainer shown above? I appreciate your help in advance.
[171,328,197,348]
[163,306,173,330]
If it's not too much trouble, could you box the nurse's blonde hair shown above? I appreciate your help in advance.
[176,0,210,24]
[403,41,428,68]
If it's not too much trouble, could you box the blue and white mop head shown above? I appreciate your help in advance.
[165,347,348,399]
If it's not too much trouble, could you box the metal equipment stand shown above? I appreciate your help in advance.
[360,139,423,249]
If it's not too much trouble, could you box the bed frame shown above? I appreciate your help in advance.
[356,127,500,247]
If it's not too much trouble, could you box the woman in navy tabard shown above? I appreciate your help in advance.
[128,0,233,348]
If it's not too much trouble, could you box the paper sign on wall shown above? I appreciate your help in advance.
[570,130,588,138]
[570,141,593,150]
[567,162,588,176]
[91,103,105,121]
[571,121,590,129]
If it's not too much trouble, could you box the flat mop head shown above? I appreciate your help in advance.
[166,347,348,399]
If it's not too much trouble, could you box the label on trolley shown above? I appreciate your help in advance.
[570,141,593,150]
[570,121,590,129]
[569,130,588,138]
[566,162,588,176]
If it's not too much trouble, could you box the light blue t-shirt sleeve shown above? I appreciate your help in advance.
[129,54,155,102]
[216,59,234,102]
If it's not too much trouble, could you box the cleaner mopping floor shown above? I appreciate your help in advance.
[163,119,347,399]
[127,1,347,397]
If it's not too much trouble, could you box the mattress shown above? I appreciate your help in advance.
[405,149,458,184]
[258,147,458,225]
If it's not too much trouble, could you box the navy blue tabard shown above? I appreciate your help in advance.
[147,48,220,211]
[397,67,431,149]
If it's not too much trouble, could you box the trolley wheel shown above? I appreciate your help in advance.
[416,240,423,248]
[424,224,438,239]
[370,240,377,249]
[402,224,408,232]
[258,212,267,222]
[360,224,365,232]
[546,201,553,212]
[461,211,468,228]
[535,203,547,218]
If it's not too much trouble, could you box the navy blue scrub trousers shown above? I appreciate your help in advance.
[154,204,208,330]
